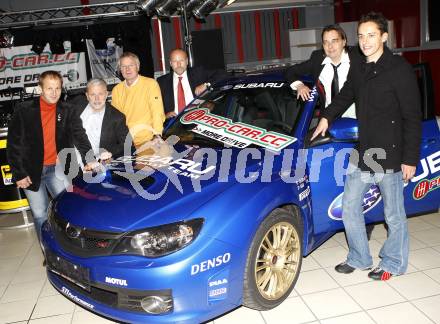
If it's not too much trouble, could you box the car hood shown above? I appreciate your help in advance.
[55,143,268,232]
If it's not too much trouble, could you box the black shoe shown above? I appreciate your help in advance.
[368,267,393,281]
[335,261,356,274]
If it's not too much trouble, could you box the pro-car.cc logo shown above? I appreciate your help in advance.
[65,223,81,239]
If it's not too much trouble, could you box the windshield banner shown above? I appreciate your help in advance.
[180,108,296,151]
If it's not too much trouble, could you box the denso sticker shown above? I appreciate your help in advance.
[191,252,231,275]
[181,108,296,151]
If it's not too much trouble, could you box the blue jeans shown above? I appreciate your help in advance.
[24,165,67,241]
[342,165,408,275]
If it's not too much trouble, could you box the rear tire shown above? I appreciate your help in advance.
[242,207,303,310]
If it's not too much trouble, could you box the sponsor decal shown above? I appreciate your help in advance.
[1,165,12,185]
[181,108,296,151]
[412,150,440,183]
[61,287,95,309]
[299,186,311,201]
[233,82,284,89]
[112,155,216,180]
[295,174,309,190]
[329,150,440,218]
[207,268,229,303]
[191,252,231,275]
[105,276,128,286]
[413,175,440,200]
[328,185,382,220]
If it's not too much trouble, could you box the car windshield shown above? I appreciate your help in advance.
[163,85,303,149]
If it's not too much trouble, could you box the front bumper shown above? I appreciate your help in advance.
[41,222,242,324]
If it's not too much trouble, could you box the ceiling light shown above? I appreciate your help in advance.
[192,0,218,19]
[156,0,180,17]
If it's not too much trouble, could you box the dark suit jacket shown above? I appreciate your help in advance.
[157,66,226,114]
[7,99,92,191]
[72,100,132,159]
[322,47,422,172]
[284,47,363,107]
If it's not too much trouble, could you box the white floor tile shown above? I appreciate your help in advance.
[411,227,440,246]
[417,212,440,227]
[424,268,440,284]
[387,272,440,300]
[31,294,75,319]
[301,255,322,272]
[261,296,316,324]
[0,286,5,299]
[40,279,60,298]
[344,281,405,309]
[320,312,375,324]
[0,228,36,244]
[11,264,46,284]
[302,288,361,319]
[367,302,433,324]
[72,309,118,324]
[409,235,428,251]
[213,306,265,324]
[0,279,44,303]
[325,266,372,287]
[294,269,339,295]
[412,295,440,323]
[407,217,436,232]
[408,248,440,270]
[332,232,347,245]
[316,238,342,250]
[0,269,15,287]
[433,245,440,253]
[29,314,73,324]
[0,299,35,323]
[0,241,32,259]
[369,224,388,239]
[309,246,348,268]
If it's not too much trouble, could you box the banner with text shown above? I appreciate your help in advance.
[0,42,87,101]
[86,39,122,87]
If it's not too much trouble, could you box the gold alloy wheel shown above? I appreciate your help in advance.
[254,221,301,300]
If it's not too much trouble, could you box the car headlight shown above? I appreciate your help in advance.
[113,218,204,257]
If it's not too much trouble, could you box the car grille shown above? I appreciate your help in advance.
[50,271,173,314]
[50,212,124,257]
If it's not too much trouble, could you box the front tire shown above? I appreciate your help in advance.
[242,207,303,310]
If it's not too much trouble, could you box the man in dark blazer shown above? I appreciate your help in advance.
[7,70,94,242]
[157,48,226,119]
[284,24,363,118]
[312,13,421,280]
[73,78,131,162]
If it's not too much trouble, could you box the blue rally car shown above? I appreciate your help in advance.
[41,66,440,323]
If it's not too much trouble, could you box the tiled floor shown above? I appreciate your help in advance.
[1,211,440,324]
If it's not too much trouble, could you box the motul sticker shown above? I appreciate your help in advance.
[181,108,296,151]
[413,176,440,200]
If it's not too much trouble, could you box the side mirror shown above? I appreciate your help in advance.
[305,117,358,148]
[329,118,358,141]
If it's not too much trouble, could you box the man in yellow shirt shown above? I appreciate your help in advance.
[111,52,165,148]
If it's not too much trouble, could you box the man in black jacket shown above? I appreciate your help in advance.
[312,13,422,280]
[285,24,362,118]
[73,78,131,163]
[7,71,95,241]
[157,48,225,119]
